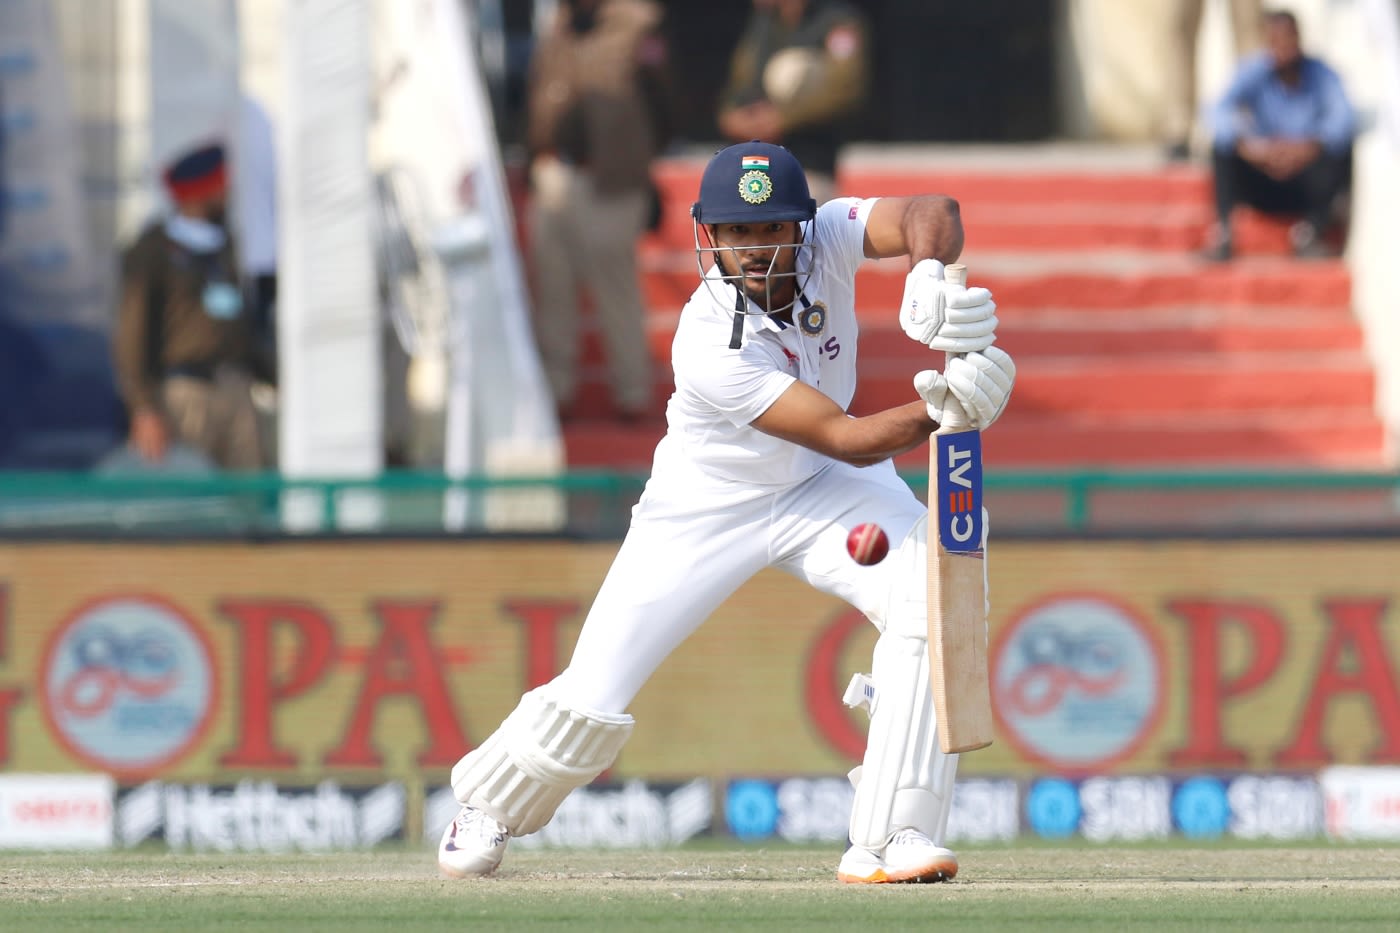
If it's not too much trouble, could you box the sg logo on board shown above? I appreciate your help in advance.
[41,595,218,775]
[993,593,1165,772]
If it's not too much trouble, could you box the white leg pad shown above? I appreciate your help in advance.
[450,684,634,836]
[846,516,959,849]
[846,631,959,847]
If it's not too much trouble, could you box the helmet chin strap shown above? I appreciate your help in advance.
[729,286,745,350]
[727,274,797,349]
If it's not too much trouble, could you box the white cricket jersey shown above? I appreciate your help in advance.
[660,196,878,487]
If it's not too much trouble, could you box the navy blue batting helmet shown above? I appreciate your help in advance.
[691,141,816,224]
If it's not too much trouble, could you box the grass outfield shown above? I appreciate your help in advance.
[3,845,1400,931]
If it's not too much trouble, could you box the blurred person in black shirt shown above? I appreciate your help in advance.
[717,0,870,205]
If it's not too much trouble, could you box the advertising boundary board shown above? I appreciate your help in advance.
[1,538,1398,802]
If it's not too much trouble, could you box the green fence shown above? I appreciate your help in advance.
[0,468,1397,537]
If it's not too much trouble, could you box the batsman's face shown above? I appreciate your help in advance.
[708,221,801,308]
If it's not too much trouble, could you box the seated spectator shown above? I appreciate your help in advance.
[113,142,272,469]
[1203,9,1357,260]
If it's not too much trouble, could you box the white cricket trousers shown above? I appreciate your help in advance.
[553,439,926,714]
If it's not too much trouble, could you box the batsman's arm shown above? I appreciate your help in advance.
[751,380,938,467]
[862,194,964,265]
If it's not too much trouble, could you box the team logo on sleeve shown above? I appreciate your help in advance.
[738,170,773,205]
[798,301,828,336]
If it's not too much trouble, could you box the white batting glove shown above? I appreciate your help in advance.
[898,258,999,354]
[914,346,1017,430]
[912,369,969,427]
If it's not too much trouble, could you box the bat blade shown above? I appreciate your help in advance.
[928,262,994,754]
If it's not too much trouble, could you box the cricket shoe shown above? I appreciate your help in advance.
[438,805,510,878]
[836,829,958,884]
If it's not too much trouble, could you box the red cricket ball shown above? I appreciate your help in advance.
[846,522,890,566]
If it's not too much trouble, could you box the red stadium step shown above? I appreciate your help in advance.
[557,147,1386,472]
[986,317,1363,356]
[647,205,1301,256]
[562,421,666,470]
[638,255,1353,315]
[647,159,1308,255]
[849,351,1375,416]
[576,309,1363,370]
[961,207,1302,255]
[562,410,1386,472]
[863,258,1353,311]
[570,351,1377,420]
[650,160,1213,210]
[840,170,1210,206]
[566,376,673,421]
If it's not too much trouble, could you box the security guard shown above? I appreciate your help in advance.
[114,143,269,469]
[718,0,871,205]
[526,0,672,422]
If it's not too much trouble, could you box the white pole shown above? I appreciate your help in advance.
[278,0,382,531]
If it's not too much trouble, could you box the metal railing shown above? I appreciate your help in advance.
[0,468,1397,538]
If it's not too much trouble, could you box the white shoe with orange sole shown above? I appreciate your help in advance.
[836,828,958,884]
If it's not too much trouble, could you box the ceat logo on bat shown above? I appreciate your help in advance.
[935,432,982,553]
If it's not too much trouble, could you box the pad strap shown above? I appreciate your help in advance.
[450,685,634,835]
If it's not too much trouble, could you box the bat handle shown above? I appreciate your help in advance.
[939,263,971,432]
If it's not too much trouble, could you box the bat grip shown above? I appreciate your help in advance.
[938,263,971,432]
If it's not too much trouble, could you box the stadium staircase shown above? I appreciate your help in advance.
[550,146,1386,473]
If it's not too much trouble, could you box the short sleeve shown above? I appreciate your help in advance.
[811,196,876,283]
[674,338,796,427]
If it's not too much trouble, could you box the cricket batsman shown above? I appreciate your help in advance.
[440,141,1014,883]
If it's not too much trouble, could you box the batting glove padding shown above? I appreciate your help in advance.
[914,346,1016,430]
[898,258,999,354]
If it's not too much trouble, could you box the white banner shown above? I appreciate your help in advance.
[277,0,382,530]
[119,781,405,852]
[0,773,115,850]
[370,0,562,531]
[0,0,104,327]
[1322,765,1400,840]
[424,780,712,849]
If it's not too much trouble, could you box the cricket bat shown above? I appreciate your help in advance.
[927,262,994,754]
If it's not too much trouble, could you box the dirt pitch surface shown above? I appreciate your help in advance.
[4,845,1400,931]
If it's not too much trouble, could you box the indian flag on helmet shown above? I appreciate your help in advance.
[741,155,770,170]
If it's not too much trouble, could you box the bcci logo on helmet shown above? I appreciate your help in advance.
[41,595,216,774]
[738,170,773,205]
